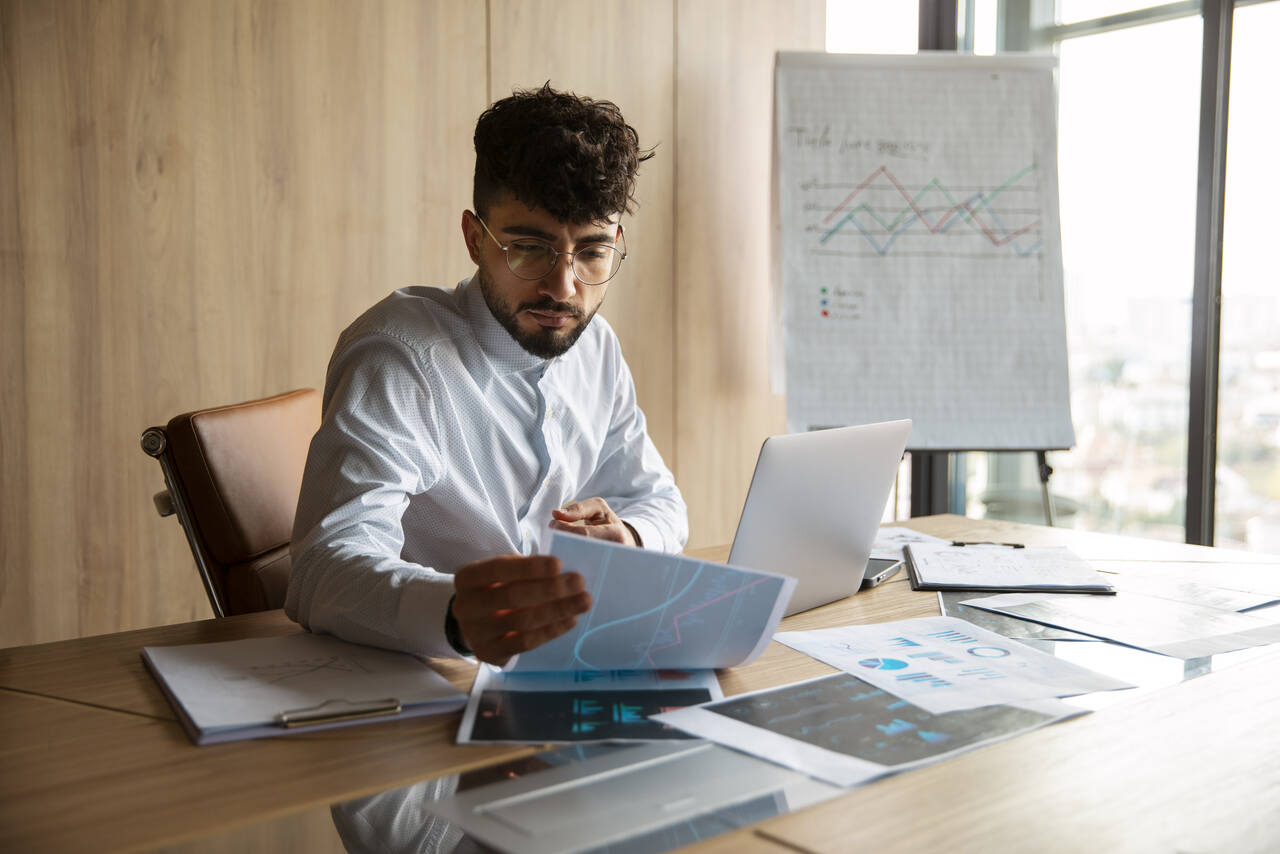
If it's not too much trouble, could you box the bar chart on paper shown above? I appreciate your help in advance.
[776,53,1075,451]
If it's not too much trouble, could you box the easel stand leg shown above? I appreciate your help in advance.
[1037,450,1055,527]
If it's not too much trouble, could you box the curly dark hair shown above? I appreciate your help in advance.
[473,83,654,224]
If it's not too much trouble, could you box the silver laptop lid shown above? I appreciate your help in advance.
[727,419,911,616]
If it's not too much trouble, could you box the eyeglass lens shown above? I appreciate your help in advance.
[505,240,624,285]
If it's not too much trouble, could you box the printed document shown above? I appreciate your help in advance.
[871,526,948,560]
[457,666,723,744]
[963,591,1280,658]
[508,533,796,672]
[654,672,1085,788]
[775,616,1130,713]
[461,533,794,744]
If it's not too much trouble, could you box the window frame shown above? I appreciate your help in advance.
[912,0,1271,544]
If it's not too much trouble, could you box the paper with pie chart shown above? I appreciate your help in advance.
[507,533,796,673]
[775,616,1131,714]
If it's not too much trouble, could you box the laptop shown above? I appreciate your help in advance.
[727,419,912,616]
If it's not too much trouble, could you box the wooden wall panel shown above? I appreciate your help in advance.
[0,0,485,647]
[2,0,827,646]
[675,0,826,548]
[0,0,30,645]
[487,0,677,463]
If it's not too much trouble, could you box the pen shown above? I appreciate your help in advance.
[950,540,1025,548]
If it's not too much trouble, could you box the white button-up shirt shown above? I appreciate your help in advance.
[286,278,688,658]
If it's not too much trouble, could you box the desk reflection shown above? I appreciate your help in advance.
[330,744,830,854]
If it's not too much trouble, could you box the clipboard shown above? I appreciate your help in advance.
[142,634,467,745]
[903,541,1115,594]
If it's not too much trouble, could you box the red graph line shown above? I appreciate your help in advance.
[644,576,775,667]
[821,166,893,225]
[960,200,1042,246]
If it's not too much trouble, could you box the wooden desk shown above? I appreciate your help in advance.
[3,515,1279,852]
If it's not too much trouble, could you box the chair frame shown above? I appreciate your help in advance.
[141,426,228,618]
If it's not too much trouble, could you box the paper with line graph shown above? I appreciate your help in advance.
[507,533,796,673]
[653,672,1084,788]
[775,52,1074,450]
[775,616,1130,714]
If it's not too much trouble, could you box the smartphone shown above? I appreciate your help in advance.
[861,557,904,589]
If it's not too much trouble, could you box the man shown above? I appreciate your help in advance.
[286,84,688,666]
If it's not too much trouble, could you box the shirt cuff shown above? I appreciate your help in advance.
[396,571,466,659]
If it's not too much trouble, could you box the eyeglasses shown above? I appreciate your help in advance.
[475,215,627,286]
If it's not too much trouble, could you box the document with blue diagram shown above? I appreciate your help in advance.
[775,615,1131,713]
[457,533,796,744]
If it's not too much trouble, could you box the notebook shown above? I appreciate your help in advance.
[727,419,912,615]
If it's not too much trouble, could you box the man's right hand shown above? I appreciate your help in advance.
[450,555,591,666]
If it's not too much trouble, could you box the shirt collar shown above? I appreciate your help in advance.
[460,275,552,376]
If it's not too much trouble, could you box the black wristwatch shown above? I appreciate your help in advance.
[622,520,643,548]
[444,594,472,656]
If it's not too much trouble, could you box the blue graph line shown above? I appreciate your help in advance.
[640,557,691,660]
[980,204,1043,257]
[572,566,705,669]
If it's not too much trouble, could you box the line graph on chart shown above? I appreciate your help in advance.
[569,561,785,671]
[801,164,1044,259]
[775,55,1075,448]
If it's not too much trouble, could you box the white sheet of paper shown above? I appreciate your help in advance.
[508,533,795,673]
[871,526,948,560]
[774,616,1130,713]
[457,665,722,744]
[963,592,1280,658]
[1108,573,1278,612]
[653,672,1086,788]
[775,52,1073,449]
[143,634,466,744]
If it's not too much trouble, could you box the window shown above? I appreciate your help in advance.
[1216,0,1280,549]
[962,1,1276,547]
[826,0,919,54]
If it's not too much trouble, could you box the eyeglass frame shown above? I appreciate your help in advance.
[473,213,628,286]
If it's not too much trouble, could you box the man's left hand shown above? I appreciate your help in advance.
[550,498,638,546]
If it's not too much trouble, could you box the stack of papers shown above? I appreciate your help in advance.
[456,533,797,744]
[905,542,1114,594]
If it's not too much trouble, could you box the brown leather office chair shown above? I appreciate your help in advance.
[141,388,321,617]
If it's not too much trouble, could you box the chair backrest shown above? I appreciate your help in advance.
[141,389,320,617]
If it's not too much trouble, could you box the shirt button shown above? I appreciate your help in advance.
[543,477,551,488]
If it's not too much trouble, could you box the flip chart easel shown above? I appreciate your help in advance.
[776,52,1075,476]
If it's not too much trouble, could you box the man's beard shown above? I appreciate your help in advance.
[476,265,599,359]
